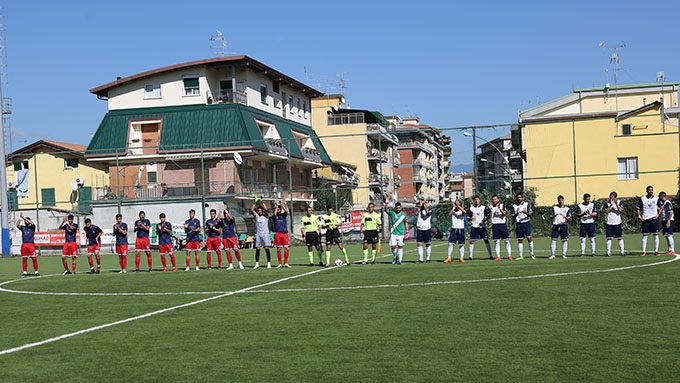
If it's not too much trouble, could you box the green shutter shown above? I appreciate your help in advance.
[13,161,21,171]
[78,186,92,213]
[183,77,199,88]
[8,190,18,210]
[41,188,56,207]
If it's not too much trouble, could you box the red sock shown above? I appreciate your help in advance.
[62,258,69,271]
[226,250,233,264]
[234,250,242,262]
[284,248,289,264]
[147,251,153,269]
[217,250,222,268]
[135,253,141,269]
[88,257,94,268]
[32,257,38,272]
[195,253,200,267]
[207,252,212,267]
[122,254,128,269]
[71,259,77,272]
[277,249,282,264]
[118,255,123,269]
[185,254,191,267]
[161,255,167,268]
[22,258,28,272]
[96,255,101,268]
[170,253,176,268]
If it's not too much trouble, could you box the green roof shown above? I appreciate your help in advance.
[86,103,331,164]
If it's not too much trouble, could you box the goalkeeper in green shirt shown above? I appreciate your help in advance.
[322,206,350,266]
[361,202,382,264]
[301,206,323,266]
[388,202,408,264]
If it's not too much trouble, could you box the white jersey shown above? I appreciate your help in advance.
[451,209,466,229]
[552,205,571,225]
[512,202,532,223]
[578,202,595,224]
[639,195,660,220]
[416,209,432,231]
[468,205,488,228]
[490,203,507,225]
[604,200,622,225]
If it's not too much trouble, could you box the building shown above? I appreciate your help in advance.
[475,134,522,195]
[85,55,331,230]
[517,82,679,205]
[311,95,399,208]
[388,116,451,204]
[6,140,109,213]
[446,172,475,200]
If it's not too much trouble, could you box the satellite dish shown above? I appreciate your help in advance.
[75,177,85,185]
[233,152,243,165]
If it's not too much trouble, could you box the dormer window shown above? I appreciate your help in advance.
[293,131,321,162]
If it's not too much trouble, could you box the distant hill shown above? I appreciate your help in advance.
[449,163,473,173]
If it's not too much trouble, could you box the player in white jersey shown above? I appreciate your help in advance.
[577,193,597,257]
[467,195,493,260]
[490,194,512,261]
[637,185,662,256]
[549,195,571,259]
[604,191,625,256]
[416,200,433,263]
[511,192,534,260]
[445,199,467,263]
[658,191,675,255]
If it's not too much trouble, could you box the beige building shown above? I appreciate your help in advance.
[312,95,399,208]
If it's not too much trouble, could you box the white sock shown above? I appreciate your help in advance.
[590,237,596,254]
[518,243,524,256]
[618,239,625,255]
[495,240,500,257]
[485,241,493,256]
[398,248,404,263]
[426,246,431,261]
[668,236,675,252]
[505,240,512,257]
[642,235,648,252]
[654,234,659,253]
[580,238,586,254]
[447,243,454,258]
[551,240,557,256]
[562,240,568,256]
[529,241,534,255]
[458,245,465,259]
[606,239,612,255]
[418,246,423,262]
[392,247,398,261]
[469,243,475,258]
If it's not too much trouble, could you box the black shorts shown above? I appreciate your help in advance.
[363,230,380,244]
[305,232,320,247]
[325,229,342,245]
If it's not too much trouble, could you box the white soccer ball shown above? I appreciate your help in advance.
[334,259,344,267]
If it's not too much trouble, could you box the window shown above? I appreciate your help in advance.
[260,85,268,104]
[272,81,280,94]
[296,98,301,115]
[13,160,29,171]
[64,159,79,169]
[41,188,56,207]
[617,157,638,180]
[622,124,631,135]
[147,171,158,184]
[302,101,307,116]
[144,84,161,99]
[183,77,200,96]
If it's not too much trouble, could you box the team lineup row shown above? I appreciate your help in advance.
[12,186,675,276]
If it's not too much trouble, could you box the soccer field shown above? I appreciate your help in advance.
[0,234,679,382]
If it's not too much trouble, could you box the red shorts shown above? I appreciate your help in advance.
[206,237,221,251]
[21,243,36,257]
[273,232,289,247]
[158,244,173,254]
[186,241,201,250]
[135,237,151,251]
[222,237,238,249]
[62,242,78,256]
[87,244,101,254]
[115,244,128,255]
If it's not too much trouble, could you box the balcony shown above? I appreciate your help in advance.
[301,147,322,163]
[413,174,425,183]
[264,138,288,156]
[398,140,434,155]
[366,124,398,144]
[368,173,390,186]
[413,158,435,171]
[206,89,247,105]
[367,148,388,162]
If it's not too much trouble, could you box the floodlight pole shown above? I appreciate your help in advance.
[0,63,9,257]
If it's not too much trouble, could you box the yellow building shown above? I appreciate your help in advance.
[6,140,109,212]
[518,83,679,205]
[312,95,399,208]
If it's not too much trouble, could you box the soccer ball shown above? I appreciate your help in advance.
[334,259,344,267]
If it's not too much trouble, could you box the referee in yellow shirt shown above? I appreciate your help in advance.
[361,202,382,264]
[301,206,323,266]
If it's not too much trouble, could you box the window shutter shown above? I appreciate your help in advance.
[184,78,199,88]
[41,188,56,207]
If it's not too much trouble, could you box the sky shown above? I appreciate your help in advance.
[3,0,679,168]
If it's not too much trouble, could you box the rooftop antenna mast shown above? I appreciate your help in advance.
[209,30,232,57]
[599,41,625,114]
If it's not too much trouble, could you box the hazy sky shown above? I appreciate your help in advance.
[3,0,679,167]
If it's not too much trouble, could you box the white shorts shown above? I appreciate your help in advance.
[389,235,405,247]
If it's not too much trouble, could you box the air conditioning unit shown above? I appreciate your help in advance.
[7,181,16,189]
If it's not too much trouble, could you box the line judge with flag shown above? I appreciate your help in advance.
[388,202,408,264]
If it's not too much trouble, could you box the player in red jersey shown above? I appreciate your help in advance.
[133,211,153,272]
[17,213,39,276]
[156,213,177,272]
[84,218,103,274]
[113,214,129,273]
[205,209,223,269]
[222,207,244,270]
[59,214,79,275]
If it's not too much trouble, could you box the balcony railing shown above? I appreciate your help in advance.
[368,173,390,186]
[413,159,435,171]
[367,148,387,162]
[206,89,247,105]
[366,124,398,143]
[413,174,425,183]
[265,138,288,156]
[398,140,434,155]
[301,147,322,162]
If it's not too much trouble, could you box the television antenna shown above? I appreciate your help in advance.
[209,30,234,57]
[599,41,625,113]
